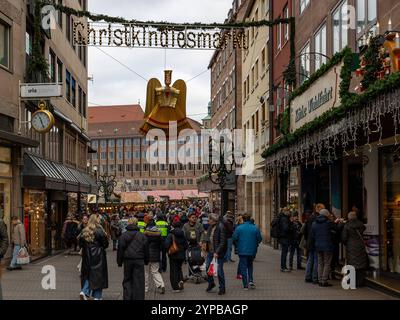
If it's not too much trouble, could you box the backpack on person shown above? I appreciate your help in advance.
[270,215,281,239]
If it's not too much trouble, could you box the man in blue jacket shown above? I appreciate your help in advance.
[232,213,262,290]
[310,209,335,287]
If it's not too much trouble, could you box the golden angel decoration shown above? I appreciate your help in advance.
[140,70,192,135]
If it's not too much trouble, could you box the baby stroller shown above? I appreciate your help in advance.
[185,245,207,284]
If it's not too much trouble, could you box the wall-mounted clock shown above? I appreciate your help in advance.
[31,101,55,133]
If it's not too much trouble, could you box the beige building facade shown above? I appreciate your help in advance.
[241,0,271,240]
[0,0,92,260]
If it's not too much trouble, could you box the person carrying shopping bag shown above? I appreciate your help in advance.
[204,213,228,295]
[7,216,27,271]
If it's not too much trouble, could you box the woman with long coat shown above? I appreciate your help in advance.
[342,212,368,287]
[79,214,109,300]
[164,221,188,292]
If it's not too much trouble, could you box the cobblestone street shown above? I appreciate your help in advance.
[1,245,396,300]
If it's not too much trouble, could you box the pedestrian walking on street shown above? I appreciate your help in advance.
[62,215,79,254]
[310,208,335,287]
[232,213,262,290]
[329,212,345,280]
[235,214,244,279]
[342,211,369,288]
[117,218,149,300]
[277,208,292,272]
[204,213,228,295]
[79,214,109,300]
[289,212,304,271]
[144,215,165,294]
[304,203,325,284]
[137,213,147,233]
[223,211,235,263]
[76,214,89,273]
[155,214,169,273]
[110,214,122,251]
[183,212,205,278]
[165,221,188,292]
[77,214,89,238]
[0,211,9,300]
[7,216,26,271]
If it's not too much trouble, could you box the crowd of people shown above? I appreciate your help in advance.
[273,204,369,288]
[59,200,263,300]
[0,199,370,300]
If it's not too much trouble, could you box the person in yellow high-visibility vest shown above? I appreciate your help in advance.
[156,214,170,272]
[137,213,147,233]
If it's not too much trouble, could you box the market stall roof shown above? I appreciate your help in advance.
[121,189,208,203]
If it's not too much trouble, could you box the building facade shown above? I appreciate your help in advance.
[263,0,400,292]
[241,0,271,239]
[88,105,208,201]
[203,0,250,215]
[0,0,93,260]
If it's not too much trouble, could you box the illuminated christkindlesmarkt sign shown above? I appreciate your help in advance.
[73,21,249,50]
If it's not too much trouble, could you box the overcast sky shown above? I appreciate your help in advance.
[88,0,232,122]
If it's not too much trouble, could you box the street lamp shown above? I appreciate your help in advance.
[207,137,234,217]
[92,165,117,204]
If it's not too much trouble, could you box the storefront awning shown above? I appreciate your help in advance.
[22,153,65,191]
[52,162,79,192]
[82,172,98,194]
[68,168,91,193]
[0,130,39,148]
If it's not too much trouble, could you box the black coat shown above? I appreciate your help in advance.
[342,219,368,270]
[304,213,318,250]
[110,220,121,241]
[117,225,149,266]
[144,226,163,263]
[278,214,292,245]
[80,227,109,291]
[205,222,228,258]
[164,227,188,261]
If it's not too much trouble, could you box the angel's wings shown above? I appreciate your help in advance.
[144,78,162,118]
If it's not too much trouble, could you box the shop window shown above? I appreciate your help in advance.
[380,149,400,274]
[24,190,46,258]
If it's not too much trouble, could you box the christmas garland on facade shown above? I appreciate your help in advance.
[360,36,383,90]
[271,48,353,153]
[283,19,297,87]
[262,70,400,158]
[38,0,292,29]
[27,1,49,81]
